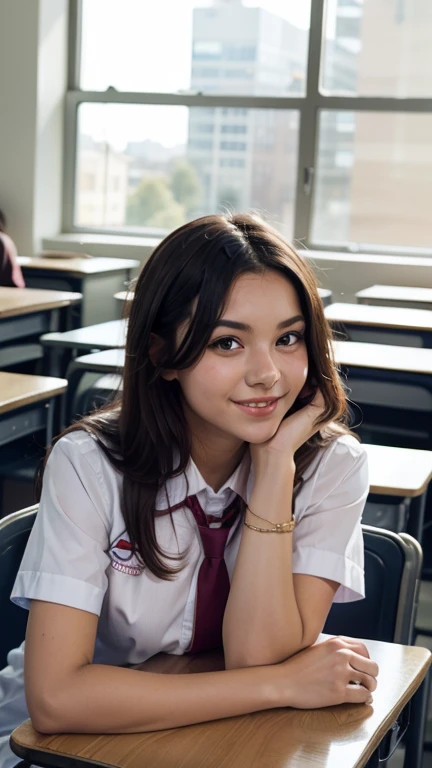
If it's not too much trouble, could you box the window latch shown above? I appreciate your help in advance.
[303,166,315,197]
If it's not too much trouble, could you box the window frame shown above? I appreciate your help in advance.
[64,0,432,256]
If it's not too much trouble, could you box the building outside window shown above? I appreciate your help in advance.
[68,0,432,252]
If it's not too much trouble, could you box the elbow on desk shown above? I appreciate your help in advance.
[28,696,65,735]
[224,637,312,670]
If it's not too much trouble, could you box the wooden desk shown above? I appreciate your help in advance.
[366,443,432,499]
[325,302,432,348]
[18,256,139,327]
[333,339,432,377]
[333,340,432,539]
[0,373,67,506]
[10,641,431,768]
[0,287,82,370]
[41,320,127,378]
[356,285,432,311]
[0,372,66,416]
[114,290,130,303]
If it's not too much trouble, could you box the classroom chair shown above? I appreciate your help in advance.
[0,505,37,669]
[324,525,426,768]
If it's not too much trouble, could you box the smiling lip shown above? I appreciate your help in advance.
[232,396,283,417]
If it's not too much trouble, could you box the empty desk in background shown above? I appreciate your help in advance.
[41,319,127,378]
[333,340,432,450]
[0,372,67,512]
[365,443,432,542]
[325,302,432,348]
[356,285,432,311]
[9,641,431,768]
[0,287,82,370]
[113,289,333,309]
[17,256,139,327]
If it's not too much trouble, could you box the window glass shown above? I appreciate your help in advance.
[321,0,432,97]
[311,111,432,248]
[80,0,311,97]
[75,103,299,238]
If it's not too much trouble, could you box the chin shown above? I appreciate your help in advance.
[242,423,282,445]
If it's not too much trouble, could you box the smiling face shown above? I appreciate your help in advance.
[164,270,309,458]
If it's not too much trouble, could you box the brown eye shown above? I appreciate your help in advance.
[209,337,241,351]
[277,331,305,347]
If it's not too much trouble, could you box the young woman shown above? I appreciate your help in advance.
[0,210,25,288]
[0,213,377,765]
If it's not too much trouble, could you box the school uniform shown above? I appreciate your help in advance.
[0,429,368,767]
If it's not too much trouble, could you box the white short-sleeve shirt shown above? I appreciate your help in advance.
[11,430,369,666]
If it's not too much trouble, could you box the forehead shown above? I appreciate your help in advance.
[222,271,302,316]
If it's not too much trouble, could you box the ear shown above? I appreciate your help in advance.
[148,333,178,381]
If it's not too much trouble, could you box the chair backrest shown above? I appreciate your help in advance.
[324,525,422,644]
[0,505,37,669]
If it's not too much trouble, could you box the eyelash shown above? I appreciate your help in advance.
[208,331,305,352]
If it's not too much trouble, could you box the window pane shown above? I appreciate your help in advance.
[321,0,432,97]
[75,104,299,238]
[311,111,432,248]
[322,0,432,98]
[80,0,311,96]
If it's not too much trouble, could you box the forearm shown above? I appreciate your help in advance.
[29,659,279,734]
[223,466,305,668]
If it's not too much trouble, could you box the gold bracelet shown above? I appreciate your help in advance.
[244,519,296,533]
[246,506,295,530]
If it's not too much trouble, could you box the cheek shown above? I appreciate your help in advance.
[178,360,233,404]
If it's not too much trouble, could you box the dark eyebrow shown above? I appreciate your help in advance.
[214,315,305,332]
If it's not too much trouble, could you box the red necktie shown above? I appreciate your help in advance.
[184,493,243,653]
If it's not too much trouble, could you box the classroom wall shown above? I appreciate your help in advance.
[0,0,68,255]
[305,251,432,302]
[0,0,431,299]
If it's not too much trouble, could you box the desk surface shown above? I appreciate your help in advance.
[73,343,432,379]
[10,641,431,768]
[18,256,139,277]
[326,302,432,332]
[0,287,82,319]
[365,443,432,497]
[42,319,127,350]
[0,372,67,414]
[73,347,126,371]
[114,288,333,304]
[333,339,432,375]
[356,285,432,305]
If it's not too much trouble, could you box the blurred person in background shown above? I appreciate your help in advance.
[0,210,25,288]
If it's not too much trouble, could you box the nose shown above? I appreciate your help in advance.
[244,348,281,389]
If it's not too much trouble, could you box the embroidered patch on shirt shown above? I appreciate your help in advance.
[109,533,144,576]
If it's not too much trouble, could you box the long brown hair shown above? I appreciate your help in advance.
[37,213,350,579]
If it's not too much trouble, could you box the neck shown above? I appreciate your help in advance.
[190,434,247,493]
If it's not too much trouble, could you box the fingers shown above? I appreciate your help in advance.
[348,670,378,693]
[345,682,375,705]
[335,636,371,658]
[349,652,379,680]
[325,635,370,658]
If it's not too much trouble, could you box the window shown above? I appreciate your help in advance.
[220,141,247,151]
[66,0,432,254]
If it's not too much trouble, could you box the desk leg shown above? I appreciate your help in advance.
[406,494,427,545]
[365,751,379,767]
[403,671,431,768]
[46,399,55,445]
[49,309,60,333]
[64,365,85,429]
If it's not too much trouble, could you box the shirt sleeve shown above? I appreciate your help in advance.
[11,433,112,615]
[292,435,369,603]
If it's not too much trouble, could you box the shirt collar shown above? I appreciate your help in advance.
[155,450,251,511]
